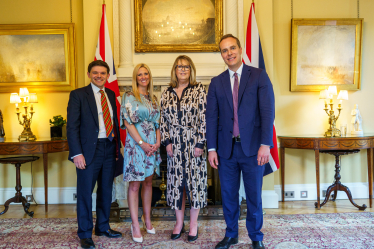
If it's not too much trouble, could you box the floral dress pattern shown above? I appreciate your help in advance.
[121,92,161,181]
[160,83,207,210]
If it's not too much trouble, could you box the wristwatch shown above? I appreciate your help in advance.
[138,139,144,145]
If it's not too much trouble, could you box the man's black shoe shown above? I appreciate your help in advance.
[80,238,95,249]
[95,229,122,238]
[252,241,265,249]
[215,237,238,249]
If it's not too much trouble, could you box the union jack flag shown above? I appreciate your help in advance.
[243,2,279,176]
[95,4,125,177]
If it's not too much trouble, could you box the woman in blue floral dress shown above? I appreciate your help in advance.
[120,63,161,243]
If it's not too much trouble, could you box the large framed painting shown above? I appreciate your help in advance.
[290,18,363,92]
[135,0,223,52]
[0,23,76,93]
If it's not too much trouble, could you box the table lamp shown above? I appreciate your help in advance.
[10,88,38,141]
[319,87,348,137]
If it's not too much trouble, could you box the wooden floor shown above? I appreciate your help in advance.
[1,199,373,219]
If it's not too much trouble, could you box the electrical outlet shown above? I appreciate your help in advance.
[322,190,327,197]
[26,195,34,202]
[73,193,77,201]
[284,191,295,198]
[300,191,308,198]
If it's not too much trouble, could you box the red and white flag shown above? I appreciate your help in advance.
[95,4,125,177]
[244,2,280,176]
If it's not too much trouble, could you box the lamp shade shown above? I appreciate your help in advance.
[337,90,348,100]
[319,89,329,99]
[28,93,38,103]
[10,93,21,104]
[327,86,338,96]
[19,87,29,97]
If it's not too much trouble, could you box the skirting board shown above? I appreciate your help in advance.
[0,187,77,205]
[274,182,369,201]
[0,188,280,209]
[261,190,279,209]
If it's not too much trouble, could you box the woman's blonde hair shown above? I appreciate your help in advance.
[169,55,198,88]
[132,63,155,103]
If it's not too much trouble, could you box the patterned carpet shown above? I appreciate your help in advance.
[0,213,373,248]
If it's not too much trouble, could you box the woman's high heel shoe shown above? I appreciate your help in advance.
[188,224,198,242]
[171,222,185,240]
[141,215,156,234]
[131,224,143,243]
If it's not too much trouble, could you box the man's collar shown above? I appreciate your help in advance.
[90,82,105,93]
[228,63,244,78]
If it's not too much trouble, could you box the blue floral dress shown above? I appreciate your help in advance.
[120,92,161,181]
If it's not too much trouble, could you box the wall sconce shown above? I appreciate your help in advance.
[319,86,348,137]
[10,88,38,141]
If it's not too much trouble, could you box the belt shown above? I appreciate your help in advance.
[233,136,241,142]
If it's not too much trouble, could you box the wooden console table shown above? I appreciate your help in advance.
[0,139,69,212]
[278,134,374,209]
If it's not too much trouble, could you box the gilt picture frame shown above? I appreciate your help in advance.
[0,23,76,93]
[134,0,223,52]
[290,18,363,92]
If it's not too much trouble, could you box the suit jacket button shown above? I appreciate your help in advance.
[230,131,232,133]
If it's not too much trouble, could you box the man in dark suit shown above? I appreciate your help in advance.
[206,34,275,249]
[67,60,122,249]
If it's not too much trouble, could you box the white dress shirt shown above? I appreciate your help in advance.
[228,62,244,91]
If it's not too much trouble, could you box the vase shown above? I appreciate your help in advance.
[50,126,62,140]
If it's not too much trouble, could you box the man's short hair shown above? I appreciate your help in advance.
[87,60,110,74]
[219,34,241,51]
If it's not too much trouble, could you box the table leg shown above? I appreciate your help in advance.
[280,147,285,202]
[43,153,48,212]
[315,149,320,209]
[368,148,373,208]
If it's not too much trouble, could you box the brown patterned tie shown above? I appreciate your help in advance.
[99,90,114,141]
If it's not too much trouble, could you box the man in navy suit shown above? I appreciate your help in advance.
[67,60,122,249]
[207,34,275,249]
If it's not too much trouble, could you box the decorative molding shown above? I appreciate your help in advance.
[113,0,119,68]
[117,75,216,87]
[117,0,133,69]
[237,0,244,46]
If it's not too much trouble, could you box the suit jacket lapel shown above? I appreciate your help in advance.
[85,85,99,128]
[221,70,233,112]
[238,65,251,106]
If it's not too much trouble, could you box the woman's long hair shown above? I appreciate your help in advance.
[132,63,155,103]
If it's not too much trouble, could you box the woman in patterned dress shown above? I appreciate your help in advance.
[120,63,161,243]
[160,55,207,242]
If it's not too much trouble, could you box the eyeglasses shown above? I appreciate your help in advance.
[176,65,190,71]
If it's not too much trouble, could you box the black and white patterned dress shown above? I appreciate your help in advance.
[160,83,207,210]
